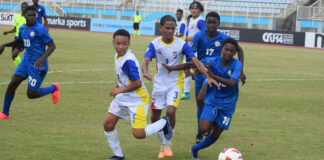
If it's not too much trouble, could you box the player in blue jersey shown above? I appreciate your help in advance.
[162,38,242,159]
[32,0,49,31]
[0,6,59,119]
[192,11,246,144]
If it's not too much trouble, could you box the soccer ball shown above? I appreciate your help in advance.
[218,148,243,160]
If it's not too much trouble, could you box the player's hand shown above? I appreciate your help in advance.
[109,84,121,97]
[206,61,212,76]
[161,63,172,76]
[3,31,8,35]
[34,57,45,70]
[0,45,5,55]
[207,77,220,90]
[143,72,152,82]
[240,72,246,85]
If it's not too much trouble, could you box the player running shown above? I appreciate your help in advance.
[191,11,246,144]
[141,15,218,158]
[0,6,59,120]
[103,29,173,160]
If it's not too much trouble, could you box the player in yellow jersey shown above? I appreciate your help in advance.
[133,11,142,38]
[2,2,28,67]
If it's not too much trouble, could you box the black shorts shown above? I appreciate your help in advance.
[12,37,24,52]
[133,23,139,30]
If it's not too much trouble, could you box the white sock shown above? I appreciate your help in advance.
[183,77,192,93]
[104,129,123,157]
[156,131,171,145]
[145,119,166,137]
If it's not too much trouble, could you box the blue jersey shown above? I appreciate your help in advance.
[33,5,47,25]
[17,23,53,63]
[192,31,230,61]
[202,57,242,110]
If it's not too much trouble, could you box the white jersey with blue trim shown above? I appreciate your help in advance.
[188,16,205,37]
[175,19,186,36]
[145,37,195,92]
[114,50,149,107]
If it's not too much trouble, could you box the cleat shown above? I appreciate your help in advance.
[191,147,199,159]
[51,82,60,104]
[162,145,173,157]
[162,116,173,140]
[106,155,125,160]
[196,134,203,144]
[0,112,10,119]
[158,146,165,158]
[180,92,190,100]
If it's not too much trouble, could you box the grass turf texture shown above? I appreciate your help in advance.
[0,26,323,160]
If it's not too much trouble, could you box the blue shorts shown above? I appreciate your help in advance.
[13,59,48,91]
[200,104,236,130]
[193,74,206,95]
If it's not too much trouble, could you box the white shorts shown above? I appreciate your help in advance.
[150,86,182,110]
[108,99,149,129]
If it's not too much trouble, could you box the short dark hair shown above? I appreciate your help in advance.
[24,6,36,14]
[222,38,239,50]
[113,29,130,40]
[189,1,204,12]
[21,2,28,6]
[206,11,220,22]
[176,9,183,14]
[160,15,176,26]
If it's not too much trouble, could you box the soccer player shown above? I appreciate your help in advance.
[2,2,28,67]
[32,0,49,31]
[191,11,246,144]
[103,29,173,160]
[133,11,141,38]
[162,38,242,159]
[175,9,186,40]
[0,6,59,120]
[141,15,218,158]
[181,1,207,100]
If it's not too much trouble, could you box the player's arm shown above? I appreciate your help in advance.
[43,16,49,31]
[141,42,155,82]
[236,45,246,85]
[110,60,142,96]
[3,27,16,35]
[34,41,56,70]
[0,39,21,55]
[206,61,242,88]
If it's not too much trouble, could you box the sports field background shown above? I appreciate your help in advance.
[0,26,323,160]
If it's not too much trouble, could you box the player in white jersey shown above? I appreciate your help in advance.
[141,15,218,158]
[181,1,207,100]
[103,29,173,160]
[175,9,186,40]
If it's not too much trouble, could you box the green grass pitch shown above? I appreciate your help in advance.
[0,26,323,160]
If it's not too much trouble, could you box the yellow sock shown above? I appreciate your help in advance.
[137,30,140,37]
[13,56,21,67]
[133,31,136,37]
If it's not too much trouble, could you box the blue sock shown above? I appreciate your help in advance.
[2,93,15,116]
[39,85,56,97]
[197,105,204,135]
[192,134,216,152]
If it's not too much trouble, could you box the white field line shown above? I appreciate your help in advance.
[47,68,111,74]
[248,71,323,76]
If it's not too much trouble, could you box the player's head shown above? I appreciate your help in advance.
[136,11,139,15]
[113,29,130,56]
[20,2,28,14]
[24,6,37,26]
[176,9,183,21]
[32,0,39,5]
[221,38,239,60]
[159,15,176,40]
[205,12,220,32]
[189,1,204,18]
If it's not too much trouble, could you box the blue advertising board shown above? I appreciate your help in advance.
[90,18,155,36]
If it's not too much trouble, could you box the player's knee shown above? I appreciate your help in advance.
[103,120,114,131]
[26,91,38,99]
[132,130,145,139]
[196,98,204,107]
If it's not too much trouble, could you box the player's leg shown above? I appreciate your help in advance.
[25,64,59,103]
[137,24,140,37]
[130,104,170,139]
[133,23,137,37]
[181,70,192,100]
[104,101,124,160]
[12,48,21,67]
[0,74,25,119]
[195,83,208,143]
